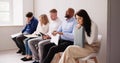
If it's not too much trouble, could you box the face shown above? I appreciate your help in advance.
[65,9,74,19]
[76,15,83,25]
[50,13,57,20]
[26,17,32,23]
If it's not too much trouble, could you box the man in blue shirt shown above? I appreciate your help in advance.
[41,8,76,63]
[12,12,38,55]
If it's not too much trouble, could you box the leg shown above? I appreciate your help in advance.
[28,37,43,61]
[42,40,73,63]
[16,34,27,54]
[24,37,33,55]
[12,36,22,53]
[39,42,55,63]
[21,37,34,61]
[59,45,93,63]
[38,39,51,62]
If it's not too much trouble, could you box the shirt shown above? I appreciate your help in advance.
[74,26,85,47]
[47,18,62,36]
[85,21,98,44]
[22,17,38,34]
[57,17,76,42]
[33,22,49,34]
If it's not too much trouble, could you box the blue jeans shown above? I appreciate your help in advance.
[24,37,35,55]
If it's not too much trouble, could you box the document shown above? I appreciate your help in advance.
[11,32,22,38]
[24,34,38,38]
[50,34,60,45]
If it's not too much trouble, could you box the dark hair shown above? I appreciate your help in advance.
[75,9,91,37]
[26,12,33,17]
[49,9,57,13]
[67,8,75,14]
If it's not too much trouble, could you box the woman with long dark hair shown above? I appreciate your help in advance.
[59,9,100,63]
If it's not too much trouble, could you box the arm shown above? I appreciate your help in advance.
[87,22,98,45]
[31,19,38,33]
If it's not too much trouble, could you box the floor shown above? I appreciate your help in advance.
[0,49,33,63]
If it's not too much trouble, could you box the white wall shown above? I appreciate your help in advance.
[23,0,34,24]
[34,0,107,63]
[0,26,23,50]
[0,0,34,51]
[0,0,107,63]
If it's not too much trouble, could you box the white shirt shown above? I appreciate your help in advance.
[33,22,49,34]
[47,18,62,36]
[85,21,98,45]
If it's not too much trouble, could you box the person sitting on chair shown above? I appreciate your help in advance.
[59,9,100,63]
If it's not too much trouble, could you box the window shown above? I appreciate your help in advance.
[0,0,23,26]
[0,0,12,25]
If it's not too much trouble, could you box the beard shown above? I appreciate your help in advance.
[65,14,71,19]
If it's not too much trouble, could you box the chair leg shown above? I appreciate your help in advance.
[84,60,87,63]
[92,57,98,63]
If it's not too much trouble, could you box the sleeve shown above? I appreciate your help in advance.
[22,25,27,33]
[87,22,98,45]
[30,19,38,33]
[62,22,76,40]
[57,24,62,32]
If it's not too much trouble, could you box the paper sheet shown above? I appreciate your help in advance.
[11,33,22,38]
[50,34,60,45]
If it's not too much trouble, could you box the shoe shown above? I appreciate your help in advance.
[21,57,32,61]
[21,57,26,60]
[16,50,22,53]
[21,52,25,55]
[33,61,39,63]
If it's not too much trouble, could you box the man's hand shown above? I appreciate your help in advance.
[42,35,51,40]
[57,32,63,35]
[52,31,58,36]
[52,31,63,36]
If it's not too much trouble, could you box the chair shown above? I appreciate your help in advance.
[51,34,102,63]
[78,34,102,63]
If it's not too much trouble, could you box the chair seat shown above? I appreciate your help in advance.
[80,53,97,61]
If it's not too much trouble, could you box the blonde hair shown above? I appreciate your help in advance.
[39,14,49,26]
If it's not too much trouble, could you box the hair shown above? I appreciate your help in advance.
[49,9,57,13]
[26,12,33,17]
[65,8,75,18]
[75,9,91,37]
[39,14,49,26]
[67,8,75,14]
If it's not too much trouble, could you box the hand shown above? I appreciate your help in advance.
[52,31,58,36]
[57,32,63,35]
[42,35,51,40]
[76,24,81,29]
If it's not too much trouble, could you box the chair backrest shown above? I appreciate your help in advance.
[97,34,102,43]
[97,34,102,53]
[80,34,102,61]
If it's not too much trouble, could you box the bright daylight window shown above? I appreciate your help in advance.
[0,0,12,25]
[0,0,23,26]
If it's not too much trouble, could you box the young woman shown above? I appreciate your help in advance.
[21,14,49,61]
[59,9,100,63]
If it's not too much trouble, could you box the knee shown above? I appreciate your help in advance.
[16,36,20,40]
[50,46,57,51]
[28,40,34,46]
[65,45,73,52]
[38,41,44,47]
